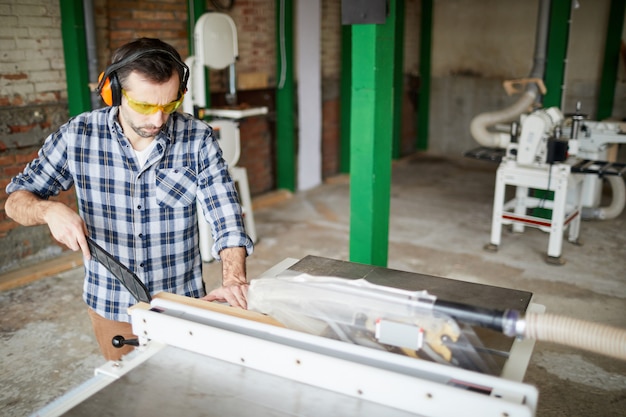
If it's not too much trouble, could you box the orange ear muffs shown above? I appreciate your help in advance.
[97,71,122,106]
[98,72,113,106]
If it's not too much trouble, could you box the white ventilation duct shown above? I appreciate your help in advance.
[583,176,626,220]
[470,0,551,148]
[470,91,537,148]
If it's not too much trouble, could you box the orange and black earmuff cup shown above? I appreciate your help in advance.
[97,70,122,106]
[98,72,114,106]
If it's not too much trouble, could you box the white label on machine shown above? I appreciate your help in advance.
[375,319,424,351]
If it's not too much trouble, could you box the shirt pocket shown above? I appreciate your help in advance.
[155,167,197,208]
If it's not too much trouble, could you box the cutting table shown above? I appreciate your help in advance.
[33,256,542,417]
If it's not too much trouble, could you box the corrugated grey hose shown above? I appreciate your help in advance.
[522,313,626,361]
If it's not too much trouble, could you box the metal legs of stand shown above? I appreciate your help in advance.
[487,161,583,264]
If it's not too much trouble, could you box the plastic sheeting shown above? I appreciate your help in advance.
[248,275,498,374]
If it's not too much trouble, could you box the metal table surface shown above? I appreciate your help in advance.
[61,345,418,417]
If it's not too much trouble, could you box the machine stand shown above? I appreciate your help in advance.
[489,160,583,263]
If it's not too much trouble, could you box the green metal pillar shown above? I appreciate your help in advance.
[596,0,626,120]
[187,0,204,55]
[349,7,396,267]
[416,0,432,150]
[543,0,572,108]
[340,25,352,173]
[275,0,296,191]
[187,0,211,111]
[392,0,405,159]
[59,0,91,116]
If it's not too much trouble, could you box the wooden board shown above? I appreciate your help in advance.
[0,251,82,292]
[130,291,285,328]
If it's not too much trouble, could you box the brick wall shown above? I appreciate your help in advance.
[0,1,76,268]
[103,0,189,56]
[237,115,274,195]
[321,0,342,177]
[321,0,341,80]
[0,1,66,106]
[224,0,275,82]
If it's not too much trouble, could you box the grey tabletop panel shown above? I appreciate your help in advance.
[62,346,420,417]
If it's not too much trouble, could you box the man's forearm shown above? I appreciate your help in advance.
[5,190,53,226]
[219,246,247,286]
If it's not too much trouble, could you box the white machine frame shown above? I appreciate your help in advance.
[488,159,584,262]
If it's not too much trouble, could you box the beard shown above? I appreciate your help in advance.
[132,123,163,139]
[119,106,164,139]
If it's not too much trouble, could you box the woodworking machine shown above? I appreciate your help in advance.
[32,256,541,417]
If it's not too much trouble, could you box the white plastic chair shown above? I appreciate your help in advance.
[197,119,257,263]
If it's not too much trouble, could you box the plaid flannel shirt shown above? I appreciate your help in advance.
[6,107,253,322]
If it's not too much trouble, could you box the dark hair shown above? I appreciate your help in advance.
[111,38,188,95]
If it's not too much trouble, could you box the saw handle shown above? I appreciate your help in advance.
[111,335,139,348]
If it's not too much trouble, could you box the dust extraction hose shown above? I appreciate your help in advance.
[582,176,626,220]
[522,312,626,361]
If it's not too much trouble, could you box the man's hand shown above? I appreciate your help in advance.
[44,203,90,259]
[202,283,249,309]
[5,190,91,259]
[201,246,248,308]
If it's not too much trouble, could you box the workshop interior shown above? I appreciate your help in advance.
[1,0,625,416]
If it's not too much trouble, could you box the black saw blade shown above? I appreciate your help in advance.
[87,237,152,303]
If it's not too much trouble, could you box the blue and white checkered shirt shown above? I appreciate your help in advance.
[6,107,254,322]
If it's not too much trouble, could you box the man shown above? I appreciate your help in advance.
[5,38,253,360]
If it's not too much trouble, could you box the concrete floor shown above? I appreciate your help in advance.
[1,152,625,416]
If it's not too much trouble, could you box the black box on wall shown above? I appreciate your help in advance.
[342,0,387,25]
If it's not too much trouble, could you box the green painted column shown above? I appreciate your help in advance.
[349,10,396,267]
[276,0,296,191]
[186,0,204,55]
[596,0,626,120]
[59,0,91,116]
[392,0,405,159]
[416,0,432,150]
[187,0,211,112]
[543,0,572,108]
[340,25,352,174]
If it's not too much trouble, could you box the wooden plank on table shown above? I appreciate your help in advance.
[130,291,285,327]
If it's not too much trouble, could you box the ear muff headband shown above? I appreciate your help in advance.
[97,48,189,107]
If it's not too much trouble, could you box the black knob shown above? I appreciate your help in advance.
[112,335,139,348]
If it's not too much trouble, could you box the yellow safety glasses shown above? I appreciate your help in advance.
[121,89,184,115]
